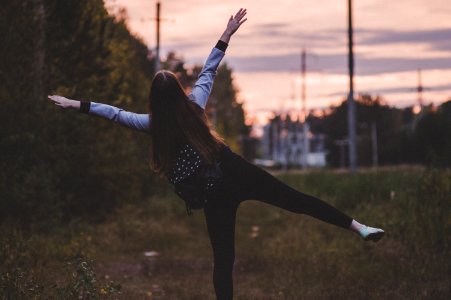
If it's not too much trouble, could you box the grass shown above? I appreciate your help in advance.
[1,167,450,299]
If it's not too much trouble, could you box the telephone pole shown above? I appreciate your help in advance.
[300,48,309,168]
[154,1,161,73]
[417,68,424,108]
[150,1,174,73]
[347,0,357,173]
[371,122,378,168]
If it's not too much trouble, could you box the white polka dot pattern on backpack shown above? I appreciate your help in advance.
[169,144,203,185]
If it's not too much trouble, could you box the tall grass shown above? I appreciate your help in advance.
[1,167,449,299]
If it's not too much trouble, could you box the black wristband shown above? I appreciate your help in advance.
[215,40,228,52]
[80,101,91,113]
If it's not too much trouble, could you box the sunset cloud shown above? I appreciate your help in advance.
[107,0,451,127]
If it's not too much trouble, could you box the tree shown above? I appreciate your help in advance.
[207,63,251,153]
[162,56,251,156]
[0,0,156,230]
[414,100,451,167]
[322,94,414,167]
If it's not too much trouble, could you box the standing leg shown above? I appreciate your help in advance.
[204,196,239,300]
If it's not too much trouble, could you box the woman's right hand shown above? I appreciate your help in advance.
[48,95,80,110]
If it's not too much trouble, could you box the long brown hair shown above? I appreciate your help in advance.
[148,70,225,178]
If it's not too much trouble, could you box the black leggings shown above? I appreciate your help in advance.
[203,147,353,300]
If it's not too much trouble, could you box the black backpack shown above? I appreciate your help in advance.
[174,161,223,215]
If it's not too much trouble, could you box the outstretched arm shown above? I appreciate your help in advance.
[48,95,151,133]
[188,8,247,109]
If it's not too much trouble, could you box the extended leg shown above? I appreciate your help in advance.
[233,156,384,240]
[231,155,353,229]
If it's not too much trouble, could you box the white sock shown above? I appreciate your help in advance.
[350,219,385,241]
[349,219,364,234]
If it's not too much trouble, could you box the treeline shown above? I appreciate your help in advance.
[0,0,249,231]
[307,95,451,167]
[161,52,251,153]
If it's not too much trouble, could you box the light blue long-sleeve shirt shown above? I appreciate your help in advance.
[85,46,226,133]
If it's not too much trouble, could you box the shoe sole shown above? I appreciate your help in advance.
[364,231,385,242]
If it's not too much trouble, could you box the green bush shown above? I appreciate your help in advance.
[406,169,450,253]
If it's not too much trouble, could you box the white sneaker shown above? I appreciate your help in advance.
[359,226,385,242]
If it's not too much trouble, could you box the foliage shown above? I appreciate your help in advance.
[0,0,250,232]
[0,228,122,299]
[0,0,156,231]
[207,63,251,153]
[402,168,451,252]
[162,54,252,155]
[310,95,451,167]
[414,100,451,166]
[0,168,449,298]
[57,257,121,300]
[319,94,407,166]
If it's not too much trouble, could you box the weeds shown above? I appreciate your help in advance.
[1,167,449,299]
[0,232,121,300]
[404,168,451,253]
[57,257,121,300]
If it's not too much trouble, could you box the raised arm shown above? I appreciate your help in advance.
[188,8,247,109]
[47,95,150,133]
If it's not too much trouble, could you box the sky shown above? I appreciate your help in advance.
[106,0,451,131]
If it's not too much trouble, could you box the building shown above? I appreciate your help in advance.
[260,114,327,168]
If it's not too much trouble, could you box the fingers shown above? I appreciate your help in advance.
[48,95,57,102]
[48,95,60,100]
[48,95,60,103]
[234,8,247,21]
[48,95,64,107]
[235,8,246,17]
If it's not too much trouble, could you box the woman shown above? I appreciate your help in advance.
[48,8,384,300]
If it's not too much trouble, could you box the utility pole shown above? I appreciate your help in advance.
[154,1,161,73]
[301,48,309,168]
[371,122,378,168]
[417,68,424,108]
[347,0,357,173]
[301,48,307,123]
[334,139,348,169]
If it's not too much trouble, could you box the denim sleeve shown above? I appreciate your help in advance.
[188,46,226,109]
[87,102,151,133]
